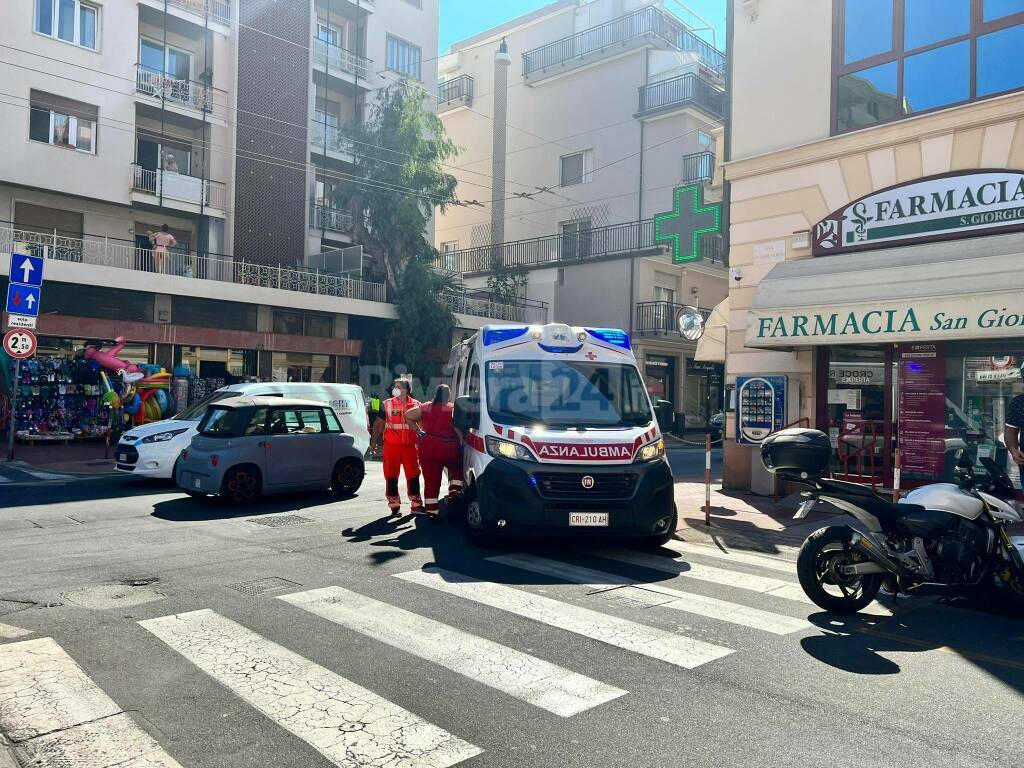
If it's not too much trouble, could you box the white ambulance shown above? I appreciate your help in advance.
[450,323,675,546]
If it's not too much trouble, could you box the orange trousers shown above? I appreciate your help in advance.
[382,441,422,511]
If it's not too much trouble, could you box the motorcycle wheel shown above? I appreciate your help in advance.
[797,526,883,613]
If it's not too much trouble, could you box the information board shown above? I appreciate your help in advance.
[736,375,787,444]
[898,343,946,476]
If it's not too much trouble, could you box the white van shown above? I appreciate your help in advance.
[451,323,675,546]
[114,382,370,479]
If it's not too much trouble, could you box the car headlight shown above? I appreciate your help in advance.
[142,428,191,444]
[485,435,536,462]
[635,439,665,462]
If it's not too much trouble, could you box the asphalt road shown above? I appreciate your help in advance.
[0,461,1022,768]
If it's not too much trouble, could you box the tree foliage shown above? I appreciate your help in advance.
[333,82,462,380]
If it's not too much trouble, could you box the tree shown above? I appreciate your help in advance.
[333,81,462,381]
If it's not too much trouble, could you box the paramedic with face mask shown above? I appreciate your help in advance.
[375,378,424,515]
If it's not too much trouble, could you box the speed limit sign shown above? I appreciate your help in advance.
[3,328,37,359]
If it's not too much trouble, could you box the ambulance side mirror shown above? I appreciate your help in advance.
[454,395,480,431]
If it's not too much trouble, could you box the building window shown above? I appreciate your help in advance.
[559,150,590,187]
[29,92,96,153]
[316,21,344,48]
[140,38,193,81]
[386,34,422,80]
[273,311,305,336]
[697,130,714,152]
[834,0,1024,133]
[559,219,592,260]
[35,0,98,50]
[304,313,334,338]
[273,311,334,337]
[441,240,459,253]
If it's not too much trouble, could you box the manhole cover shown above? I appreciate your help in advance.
[247,515,314,528]
[598,586,677,609]
[62,584,165,610]
[26,517,85,529]
[226,577,301,597]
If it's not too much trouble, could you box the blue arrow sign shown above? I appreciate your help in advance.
[9,253,43,288]
[6,284,41,317]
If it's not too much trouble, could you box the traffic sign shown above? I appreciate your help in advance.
[9,253,44,287]
[6,283,40,318]
[3,328,37,359]
[6,315,36,330]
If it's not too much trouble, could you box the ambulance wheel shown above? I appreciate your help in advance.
[463,498,498,548]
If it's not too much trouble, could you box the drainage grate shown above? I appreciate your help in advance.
[598,586,678,609]
[247,515,314,528]
[226,577,302,597]
[26,516,85,529]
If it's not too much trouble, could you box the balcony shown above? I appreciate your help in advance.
[635,301,710,336]
[310,123,356,163]
[437,75,474,111]
[681,151,715,185]
[436,221,727,275]
[445,289,548,324]
[135,65,228,124]
[637,73,724,120]
[522,5,725,83]
[139,0,231,30]
[310,202,354,235]
[131,165,228,216]
[312,38,371,84]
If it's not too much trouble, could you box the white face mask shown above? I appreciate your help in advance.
[392,387,402,398]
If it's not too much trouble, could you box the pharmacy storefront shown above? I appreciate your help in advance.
[746,171,1024,489]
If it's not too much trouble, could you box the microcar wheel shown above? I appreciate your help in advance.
[220,466,261,505]
[332,459,365,497]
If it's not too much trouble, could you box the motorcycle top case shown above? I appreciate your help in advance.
[760,428,832,481]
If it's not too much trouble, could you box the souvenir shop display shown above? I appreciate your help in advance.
[11,356,111,441]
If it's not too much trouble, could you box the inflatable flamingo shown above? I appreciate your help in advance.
[84,337,144,383]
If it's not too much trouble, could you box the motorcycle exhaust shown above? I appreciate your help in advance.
[849,531,909,577]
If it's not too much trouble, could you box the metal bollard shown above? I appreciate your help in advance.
[704,432,712,526]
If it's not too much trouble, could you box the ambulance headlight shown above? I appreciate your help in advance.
[635,439,665,462]
[485,435,536,462]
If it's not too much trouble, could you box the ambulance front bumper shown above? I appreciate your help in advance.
[475,456,674,538]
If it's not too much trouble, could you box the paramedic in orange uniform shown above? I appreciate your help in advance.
[373,378,424,515]
[405,384,463,518]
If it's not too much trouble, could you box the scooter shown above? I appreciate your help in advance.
[760,428,1024,614]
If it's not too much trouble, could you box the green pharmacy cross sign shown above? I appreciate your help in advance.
[654,184,722,263]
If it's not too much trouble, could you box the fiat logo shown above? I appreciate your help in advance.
[581,475,595,489]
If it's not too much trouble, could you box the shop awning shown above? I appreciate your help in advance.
[695,296,729,363]
[745,232,1024,348]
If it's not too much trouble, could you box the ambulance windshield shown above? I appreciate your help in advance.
[485,360,653,428]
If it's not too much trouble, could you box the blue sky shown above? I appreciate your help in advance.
[438,0,727,54]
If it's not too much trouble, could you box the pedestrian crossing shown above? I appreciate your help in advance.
[0,463,80,485]
[0,543,862,767]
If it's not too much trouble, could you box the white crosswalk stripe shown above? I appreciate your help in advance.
[0,623,32,641]
[140,609,481,768]
[0,637,183,767]
[662,540,799,574]
[280,586,626,717]
[592,548,815,603]
[395,567,734,669]
[488,553,811,635]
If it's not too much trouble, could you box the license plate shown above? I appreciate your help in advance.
[193,479,201,489]
[569,512,609,527]
[117,453,128,463]
[794,499,816,519]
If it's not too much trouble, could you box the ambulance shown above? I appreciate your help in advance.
[450,323,675,546]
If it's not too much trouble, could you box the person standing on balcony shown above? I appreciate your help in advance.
[372,378,424,516]
[163,152,179,174]
[149,224,176,275]
[405,384,463,519]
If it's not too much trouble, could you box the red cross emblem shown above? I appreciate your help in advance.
[585,351,598,360]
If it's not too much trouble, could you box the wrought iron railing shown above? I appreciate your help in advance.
[681,151,715,185]
[310,122,355,156]
[638,73,725,118]
[310,202,354,233]
[522,5,725,79]
[135,65,227,119]
[131,165,228,210]
[312,38,371,80]
[437,75,474,108]
[635,301,711,335]
[0,226,547,321]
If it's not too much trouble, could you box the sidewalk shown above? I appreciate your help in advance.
[672,481,831,556]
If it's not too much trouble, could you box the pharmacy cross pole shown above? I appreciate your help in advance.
[653,184,722,264]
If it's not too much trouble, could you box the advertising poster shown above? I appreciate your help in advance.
[898,343,946,476]
[736,375,786,444]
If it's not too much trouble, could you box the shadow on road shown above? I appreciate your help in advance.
[151,490,359,522]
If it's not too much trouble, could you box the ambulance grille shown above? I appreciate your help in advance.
[534,473,638,499]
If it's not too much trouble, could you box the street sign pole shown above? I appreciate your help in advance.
[7,358,19,461]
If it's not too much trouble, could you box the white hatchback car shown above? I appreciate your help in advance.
[114,382,370,479]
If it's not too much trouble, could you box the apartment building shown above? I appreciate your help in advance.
[0,0,538,452]
[724,0,1024,491]
[433,0,730,433]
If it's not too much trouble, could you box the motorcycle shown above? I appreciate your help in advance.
[760,428,1024,614]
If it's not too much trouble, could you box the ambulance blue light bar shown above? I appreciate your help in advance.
[585,328,631,350]
[483,327,528,346]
